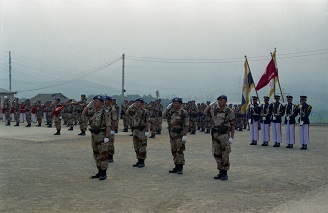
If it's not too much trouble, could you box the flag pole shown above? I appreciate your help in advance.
[272,48,285,102]
[245,55,260,103]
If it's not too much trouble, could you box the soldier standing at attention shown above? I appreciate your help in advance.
[188,100,199,135]
[125,98,150,168]
[121,100,129,132]
[155,99,163,134]
[83,95,111,180]
[204,95,235,181]
[259,96,271,146]
[147,101,157,139]
[247,96,261,145]
[36,100,43,127]
[296,96,312,150]
[112,98,120,133]
[53,98,63,135]
[78,94,88,136]
[13,98,20,126]
[104,96,117,162]
[163,97,189,175]
[269,95,285,147]
[25,99,32,127]
[284,96,297,148]
[4,97,11,126]
[66,100,74,131]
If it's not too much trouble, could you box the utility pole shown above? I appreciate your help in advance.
[121,53,125,105]
[9,51,12,91]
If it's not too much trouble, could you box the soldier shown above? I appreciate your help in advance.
[104,96,117,162]
[25,99,32,127]
[204,95,235,181]
[284,96,297,148]
[112,98,120,133]
[147,101,157,138]
[163,97,189,174]
[247,96,261,145]
[125,98,150,168]
[31,102,37,123]
[3,97,11,126]
[269,95,285,147]
[295,96,312,150]
[155,99,163,134]
[66,99,74,131]
[46,100,55,128]
[121,100,129,132]
[19,101,26,123]
[53,98,63,135]
[204,101,212,134]
[83,95,111,180]
[188,100,199,135]
[35,100,43,127]
[13,98,20,126]
[259,96,271,146]
[78,94,88,136]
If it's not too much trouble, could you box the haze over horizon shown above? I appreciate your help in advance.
[1,0,327,110]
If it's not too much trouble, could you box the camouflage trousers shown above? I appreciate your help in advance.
[108,134,115,155]
[46,112,53,125]
[122,114,129,129]
[212,132,231,170]
[54,116,61,131]
[169,132,186,165]
[156,117,162,130]
[26,112,31,123]
[67,113,74,127]
[189,118,197,131]
[79,115,88,131]
[91,132,109,170]
[14,112,20,123]
[133,129,147,159]
[62,113,68,124]
[150,117,157,134]
[36,114,42,124]
[5,112,10,122]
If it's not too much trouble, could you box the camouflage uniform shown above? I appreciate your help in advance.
[146,102,157,138]
[35,102,43,126]
[66,102,74,130]
[121,101,129,132]
[46,102,55,126]
[25,100,32,127]
[209,103,235,171]
[4,99,11,125]
[13,100,20,126]
[188,101,199,134]
[106,104,118,159]
[77,99,88,135]
[113,100,120,132]
[155,100,163,134]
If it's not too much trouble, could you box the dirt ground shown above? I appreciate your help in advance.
[0,121,327,213]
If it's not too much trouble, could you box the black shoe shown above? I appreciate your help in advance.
[220,170,228,180]
[191,130,196,135]
[200,128,205,132]
[286,144,291,148]
[68,127,73,131]
[261,142,266,146]
[129,133,133,136]
[5,122,10,126]
[177,165,183,174]
[138,159,145,168]
[54,130,61,135]
[122,128,128,132]
[149,133,155,138]
[91,169,101,179]
[47,124,52,128]
[26,123,31,127]
[37,123,41,127]
[156,130,161,135]
[169,164,178,173]
[99,169,107,180]
[300,145,307,150]
[108,155,113,163]
[214,170,223,179]
[133,159,141,167]
[197,127,200,130]
[78,131,86,136]
[276,143,280,147]
[273,142,278,147]
[264,142,269,146]
[115,129,118,133]
[289,144,293,148]
[205,129,210,134]
[14,123,19,126]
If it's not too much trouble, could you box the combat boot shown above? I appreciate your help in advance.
[289,144,293,148]
[220,170,228,180]
[5,121,10,126]
[47,124,52,128]
[200,128,205,132]
[108,155,113,163]
[149,133,155,138]
[276,143,280,147]
[54,130,61,135]
[253,140,257,145]
[205,129,210,134]
[122,128,128,132]
[14,123,19,126]
[78,131,86,136]
[115,129,118,133]
[169,164,178,173]
[91,167,101,179]
[177,164,183,174]
[214,170,223,179]
[68,127,73,131]
[26,123,31,127]
[191,130,196,135]
[138,159,145,168]
[250,140,255,145]
[133,159,141,167]
[37,123,41,127]
[273,142,278,147]
[197,127,200,130]
[156,130,161,135]
[99,169,107,180]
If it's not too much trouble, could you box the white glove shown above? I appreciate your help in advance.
[130,103,136,108]
[272,100,276,104]
[300,121,304,125]
[273,116,276,120]
[250,105,254,108]
[110,130,115,135]
[248,119,251,124]
[258,104,262,108]
[287,116,290,121]
[262,117,266,121]
[228,137,234,144]
[182,135,187,142]
[104,137,109,143]
[87,100,94,108]
[166,103,173,109]
[145,131,149,137]
[209,101,217,106]
[282,103,286,107]
[59,116,62,119]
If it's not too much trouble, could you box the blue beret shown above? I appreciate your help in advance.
[104,96,112,100]
[217,95,227,100]
[93,95,104,102]
[81,94,86,97]
[112,98,116,101]
[172,97,183,103]
[55,97,61,101]
[135,98,144,103]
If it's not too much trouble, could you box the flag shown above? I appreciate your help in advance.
[51,105,65,118]
[269,50,278,97]
[255,58,278,91]
[241,59,255,114]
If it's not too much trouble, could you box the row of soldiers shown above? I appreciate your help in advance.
[247,95,312,150]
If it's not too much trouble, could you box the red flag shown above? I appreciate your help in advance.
[255,59,278,91]
[51,105,65,118]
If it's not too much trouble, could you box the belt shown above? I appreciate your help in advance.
[169,128,183,134]
[212,127,228,134]
[88,128,105,135]
[133,126,146,131]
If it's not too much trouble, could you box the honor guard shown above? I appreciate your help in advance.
[247,96,261,145]
[269,95,285,147]
[284,96,297,148]
[296,96,312,150]
[259,96,271,146]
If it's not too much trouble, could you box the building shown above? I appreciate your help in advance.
[30,93,70,104]
[0,88,17,104]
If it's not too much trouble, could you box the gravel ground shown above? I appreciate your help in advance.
[0,121,327,213]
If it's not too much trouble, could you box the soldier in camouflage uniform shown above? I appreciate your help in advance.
[77,94,88,136]
[35,100,43,127]
[112,98,120,133]
[47,101,56,128]
[104,96,117,162]
[204,101,212,134]
[25,99,32,127]
[147,101,157,138]
[125,98,150,168]
[121,100,129,132]
[53,98,63,135]
[13,98,20,126]
[188,100,199,135]
[66,100,74,131]
[83,95,112,180]
[163,97,189,175]
[4,97,11,126]
[155,99,163,134]
[204,95,235,181]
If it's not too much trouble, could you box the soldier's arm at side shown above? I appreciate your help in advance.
[82,106,88,116]
[204,105,211,115]
[163,108,169,119]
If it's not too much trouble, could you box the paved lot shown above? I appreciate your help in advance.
[0,121,327,213]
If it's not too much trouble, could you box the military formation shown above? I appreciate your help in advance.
[1,93,312,181]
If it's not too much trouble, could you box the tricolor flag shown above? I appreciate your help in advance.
[241,59,255,114]
[255,58,278,91]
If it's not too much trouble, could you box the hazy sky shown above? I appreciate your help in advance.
[0,0,327,107]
